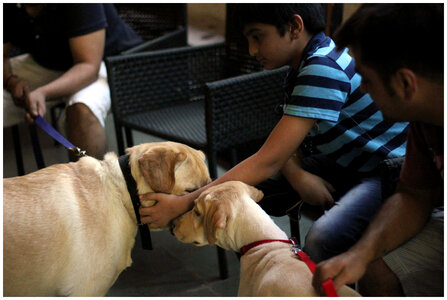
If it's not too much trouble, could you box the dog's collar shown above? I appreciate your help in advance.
[239,239,293,255]
[240,238,339,296]
[118,154,152,250]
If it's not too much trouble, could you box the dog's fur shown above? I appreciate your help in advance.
[3,141,211,296]
[172,181,360,297]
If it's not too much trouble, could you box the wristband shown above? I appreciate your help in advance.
[4,74,18,89]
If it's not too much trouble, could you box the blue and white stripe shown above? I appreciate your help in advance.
[283,32,408,172]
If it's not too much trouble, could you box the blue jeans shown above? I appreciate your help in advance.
[256,154,383,263]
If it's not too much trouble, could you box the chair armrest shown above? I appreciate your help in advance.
[379,156,405,199]
[205,66,288,152]
[121,27,187,54]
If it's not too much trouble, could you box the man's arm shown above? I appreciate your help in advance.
[25,29,105,121]
[312,182,440,292]
[3,42,30,107]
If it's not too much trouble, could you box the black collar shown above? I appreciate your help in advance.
[118,154,152,250]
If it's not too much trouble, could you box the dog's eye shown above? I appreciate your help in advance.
[185,188,197,193]
[193,209,201,217]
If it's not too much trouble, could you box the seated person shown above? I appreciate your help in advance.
[3,3,143,160]
[312,4,443,296]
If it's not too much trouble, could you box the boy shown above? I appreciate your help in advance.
[312,4,443,296]
[140,4,408,264]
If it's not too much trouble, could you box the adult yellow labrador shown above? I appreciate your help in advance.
[172,181,360,297]
[4,141,210,296]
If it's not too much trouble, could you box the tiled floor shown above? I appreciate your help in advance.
[2,26,315,297]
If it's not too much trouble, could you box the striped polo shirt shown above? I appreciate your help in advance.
[283,32,409,173]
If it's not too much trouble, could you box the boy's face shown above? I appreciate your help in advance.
[243,23,298,70]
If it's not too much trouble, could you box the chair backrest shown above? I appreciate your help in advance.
[224,4,263,77]
[106,43,226,119]
[205,67,288,153]
[114,4,187,42]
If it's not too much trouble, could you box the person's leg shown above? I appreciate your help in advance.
[358,258,404,296]
[66,103,107,160]
[65,62,110,161]
[376,212,444,296]
[303,176,383,263]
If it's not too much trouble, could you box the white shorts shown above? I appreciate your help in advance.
[3,54,110,128]
[383,207,444,296]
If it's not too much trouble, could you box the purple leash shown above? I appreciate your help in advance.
[34,115,86,157]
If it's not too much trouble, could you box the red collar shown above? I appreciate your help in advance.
[240,239,292,255]
[239,238,338,297]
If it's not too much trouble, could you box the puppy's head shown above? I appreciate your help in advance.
[127,142,210,198]
[171,181,263,249]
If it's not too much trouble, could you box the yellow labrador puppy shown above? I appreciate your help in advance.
[4,141,210,296]
[172,181,360,297]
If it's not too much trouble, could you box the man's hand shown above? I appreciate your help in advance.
[6,76,29,109]
[139,193,193,228]
[312,249,370,294]
[25,88,47,122]
[293,170,336,210]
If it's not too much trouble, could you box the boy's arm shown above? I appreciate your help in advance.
[140,115,316,228]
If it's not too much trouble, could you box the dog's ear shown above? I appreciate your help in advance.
[138,148,187,193]
[246,185,264,202]
[201,194,228,245]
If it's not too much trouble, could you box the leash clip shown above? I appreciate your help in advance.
[69,147,86,157]
[289,237,303,255]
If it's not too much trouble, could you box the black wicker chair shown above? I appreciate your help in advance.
[114,3,187,54]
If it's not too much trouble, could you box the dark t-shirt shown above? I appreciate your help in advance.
[4,3,143,70]
[400,122,443,202]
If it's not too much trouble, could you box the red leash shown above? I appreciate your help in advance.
[240,238,338,297]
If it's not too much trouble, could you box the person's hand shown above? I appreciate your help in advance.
[139,193,193,229]
[6,76,29,109]
[312,249,370,294]
[25,88,47,123]
[293,170,336,210]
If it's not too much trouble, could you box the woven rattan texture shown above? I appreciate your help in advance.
[122,101,206,149]
[115,4,186,41]
[106,44,226,119]
[206,67,288,151]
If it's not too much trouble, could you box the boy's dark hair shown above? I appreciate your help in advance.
[334,4,443,84]
[231,4,325,36]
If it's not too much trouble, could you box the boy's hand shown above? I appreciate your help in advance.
[293,170,335,210]
[139,193,193,228]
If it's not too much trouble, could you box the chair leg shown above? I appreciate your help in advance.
[289,216,301,246]
[125,127,134,148]
[114,122,126,156]
[11,125,25,176]
[207,149,229,279]
[217,246,228,279]
[29,124,45,169]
